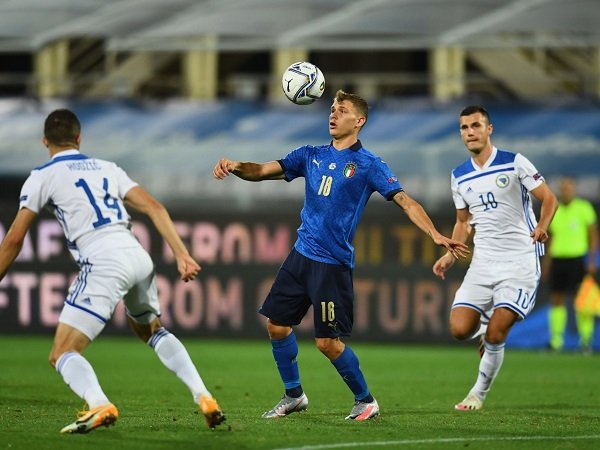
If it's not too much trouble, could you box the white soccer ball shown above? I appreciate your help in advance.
[281,61,325,105]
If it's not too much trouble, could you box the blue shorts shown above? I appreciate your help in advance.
[259,248,354,338]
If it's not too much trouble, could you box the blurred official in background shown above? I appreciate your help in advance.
[546,176,599,353]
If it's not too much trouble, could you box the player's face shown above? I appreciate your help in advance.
[329,99,363,139]
[459,112,492,155]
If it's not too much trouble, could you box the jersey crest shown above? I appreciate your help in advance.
[496,173,510,188]
[343,162,357,178]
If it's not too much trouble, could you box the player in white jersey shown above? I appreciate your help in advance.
[0,109,225,433]
[433,105,557,411]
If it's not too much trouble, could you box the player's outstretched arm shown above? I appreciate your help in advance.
[392,191,469,260]
[213,159,285,181]
[124,186,200,282]
[0,208,37,281]
[530,183,558,243]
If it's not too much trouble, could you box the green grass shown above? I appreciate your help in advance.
[1,336,599,450]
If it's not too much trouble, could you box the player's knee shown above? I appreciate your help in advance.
[485,329,508,345]
[129,316,161,343]
[315,338,343,359]
[266,319,291,340]
[449,322,476,341]
[315,339,329,354]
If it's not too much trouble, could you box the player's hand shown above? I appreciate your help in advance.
[177,254,201,282]
[433,253,456,280]
[432,235,469,260]
[213,159,236,179]
[530,226,549,243]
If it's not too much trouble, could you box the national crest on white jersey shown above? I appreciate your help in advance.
[496,174,510,188]
[450,147,546,259]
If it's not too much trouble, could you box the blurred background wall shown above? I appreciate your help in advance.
[1,0,599,348]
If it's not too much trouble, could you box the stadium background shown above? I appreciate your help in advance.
[1,0,599,350]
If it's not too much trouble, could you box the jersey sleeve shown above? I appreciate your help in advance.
[368,158,402,200]
[18,171,47,214]
[515,153,544,192]
[279,145,310,181]
[113,163,139,198]
[450,172,467,209]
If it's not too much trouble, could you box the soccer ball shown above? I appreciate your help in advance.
[281,62,325,105]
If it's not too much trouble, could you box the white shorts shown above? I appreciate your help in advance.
[58,232,160,341]
[451,253,541,321]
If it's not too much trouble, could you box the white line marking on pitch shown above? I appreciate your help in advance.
[273,434,600,450]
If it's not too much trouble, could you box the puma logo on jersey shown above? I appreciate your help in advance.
[312,159,321,168]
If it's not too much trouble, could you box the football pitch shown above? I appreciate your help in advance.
[1,336,599,450]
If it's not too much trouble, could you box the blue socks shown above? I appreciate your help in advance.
[271,332,302,397]
[331,346,372,402]
[271,334,372,402]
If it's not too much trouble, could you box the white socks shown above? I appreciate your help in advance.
[55,351,110,408]
[55,329,211,409]
[149,328,211,403]
[471,340,505,400]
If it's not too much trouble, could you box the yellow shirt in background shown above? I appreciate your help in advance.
[549,198,597,258]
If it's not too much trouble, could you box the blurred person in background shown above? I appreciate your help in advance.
[546,176,598,353]
[0,109,225,434]
[433,105,558,411]
[213,89,469,421]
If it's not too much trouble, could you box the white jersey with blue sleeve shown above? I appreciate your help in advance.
[19,149,138,255]
[18,149,162,341]
[451,147,545,260]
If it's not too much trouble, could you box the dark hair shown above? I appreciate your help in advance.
[44,109,81,146]
[335,89,368,124]
[459,105,490,123]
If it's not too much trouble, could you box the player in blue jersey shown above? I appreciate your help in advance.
[0,109,225,433]
[433,105,558,411]
[213,90,469,421]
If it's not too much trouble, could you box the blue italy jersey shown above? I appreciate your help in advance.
[279,140,402,268]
